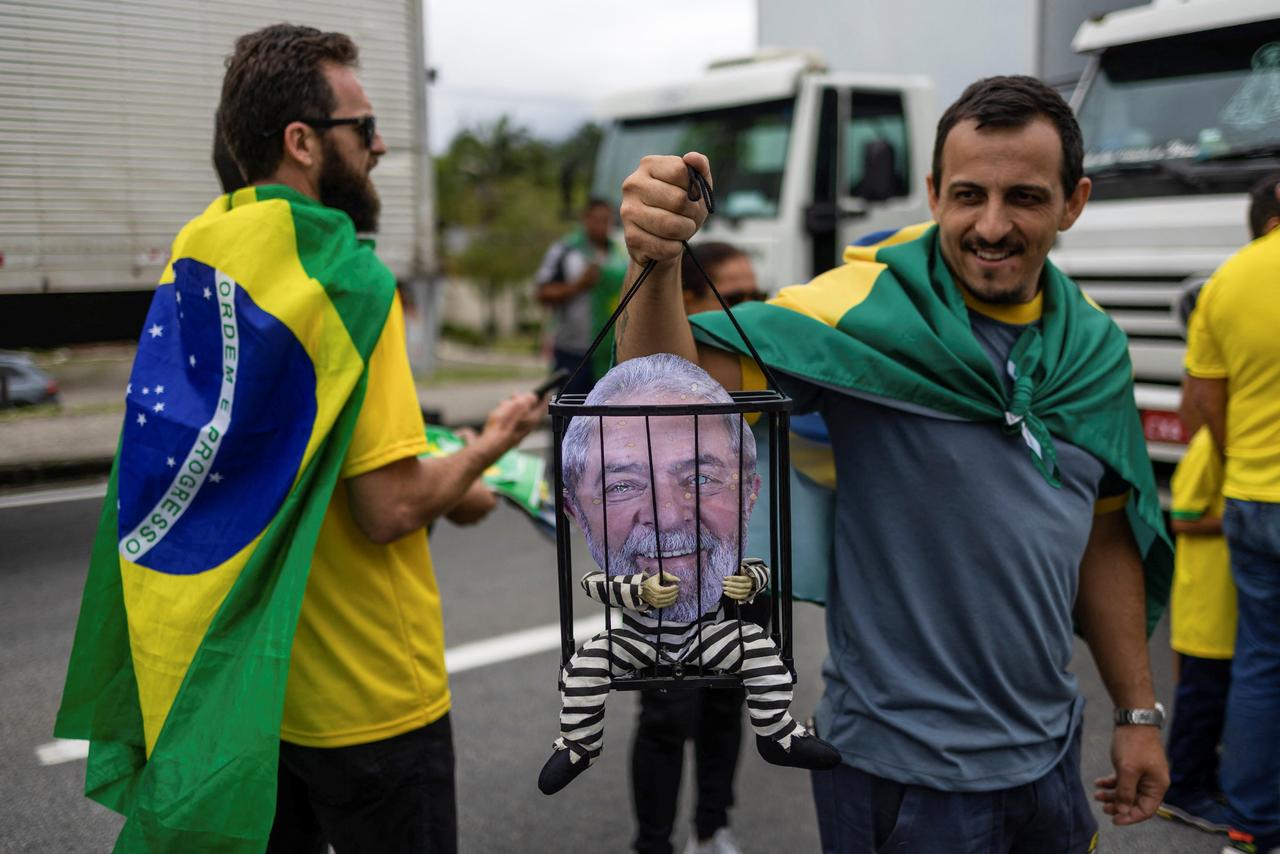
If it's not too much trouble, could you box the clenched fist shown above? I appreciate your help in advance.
[619,152,714,267]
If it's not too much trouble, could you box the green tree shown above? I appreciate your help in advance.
[435,116,604,340]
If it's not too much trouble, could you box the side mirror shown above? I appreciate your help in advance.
[804,200,867,236]
[852,140,898,203]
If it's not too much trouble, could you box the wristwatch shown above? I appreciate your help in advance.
[1113,702,1166,728]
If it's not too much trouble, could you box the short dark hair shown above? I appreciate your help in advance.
[217,24,358,182]
[584,197,612,214]
[681,241,747,299]
[933,75,1083,195]
[1248,171,1280,239]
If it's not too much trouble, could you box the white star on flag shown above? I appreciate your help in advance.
[142,387,150,395]
[136,413,147,426]
[209,472,223,483]
[166,457,176,468]
[189,355,196,367]
[155,385,165,394]
[203,287,212,299]
[148,324,164,339]
[175,291,182,304]
[153,402,165,413]
[126,383,132,394]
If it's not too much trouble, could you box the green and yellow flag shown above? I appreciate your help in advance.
[55,185,395,852]
[694,223,1173,633]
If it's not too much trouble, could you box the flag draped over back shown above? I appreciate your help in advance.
[692,224,1173,633]
[55,185,395,852]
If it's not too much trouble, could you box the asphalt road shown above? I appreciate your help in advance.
[0,484,1226,853]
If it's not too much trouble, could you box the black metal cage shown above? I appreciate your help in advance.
[549,388,794,692]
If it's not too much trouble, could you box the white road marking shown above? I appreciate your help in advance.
[36,738,90,766]
[446,614,604,674]
[0,482,108,510]
[38,613,607,765]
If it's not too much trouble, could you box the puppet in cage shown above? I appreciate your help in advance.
[538,353,840,795]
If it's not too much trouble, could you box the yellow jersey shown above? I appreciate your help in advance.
[281,294,449,747]
[1169,429,1235,659]
[1185,228,1280,501]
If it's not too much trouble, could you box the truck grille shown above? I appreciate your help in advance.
[1076,275,1193,463]
[1076,276,1188,386]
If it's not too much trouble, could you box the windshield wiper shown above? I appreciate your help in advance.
[1086,159,1205,189]
[1198,142,1280,162]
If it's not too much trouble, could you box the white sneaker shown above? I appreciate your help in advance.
[683,827,742,854]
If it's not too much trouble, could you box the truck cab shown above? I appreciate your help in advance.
[1057,0,1280,463]
[591,52,934,292]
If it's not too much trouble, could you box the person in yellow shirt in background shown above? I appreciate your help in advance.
[1158,425,1236,834]
[1181,171,1280,854]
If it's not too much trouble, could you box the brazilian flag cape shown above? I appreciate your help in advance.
[55,185,395,852]
[692,223,1173,634]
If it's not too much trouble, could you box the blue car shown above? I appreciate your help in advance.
[0,351,60,408]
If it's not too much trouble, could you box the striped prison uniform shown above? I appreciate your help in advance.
[554,561,803,766]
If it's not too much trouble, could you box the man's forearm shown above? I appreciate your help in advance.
[348,442,499,544]
[537,280,584,306]
[1183,375,1228,454]
[615,259,698,363]
[1076,513,1156,708]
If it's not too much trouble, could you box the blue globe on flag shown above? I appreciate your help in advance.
[116,258,316,574]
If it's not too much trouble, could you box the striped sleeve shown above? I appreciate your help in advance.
[579,570,648,612]
[740,558,770,601]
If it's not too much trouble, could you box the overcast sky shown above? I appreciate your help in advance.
[425,0,756,151]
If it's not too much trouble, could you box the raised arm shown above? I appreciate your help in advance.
[615,153,742,390]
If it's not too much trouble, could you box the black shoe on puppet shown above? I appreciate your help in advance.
[756,730,841,770]
[538,743,591,795]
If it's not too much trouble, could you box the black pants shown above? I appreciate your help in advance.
[631,597,770,854]
[632,685,746,854]
[267,714,457,854]
[1166,654,1232,798]
[811,726,1097,854]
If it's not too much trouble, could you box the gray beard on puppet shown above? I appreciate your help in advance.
[581,522,738,622]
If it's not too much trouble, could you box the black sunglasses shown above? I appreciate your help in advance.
[722,290,767,307]
[264,115,378,148]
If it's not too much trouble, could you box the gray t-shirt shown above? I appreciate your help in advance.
[535,238,604,353]
[777,309,1124,790]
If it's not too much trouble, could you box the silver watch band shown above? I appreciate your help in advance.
[1113,702,1166,728]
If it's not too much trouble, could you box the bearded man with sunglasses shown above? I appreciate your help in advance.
[210,24,543,853]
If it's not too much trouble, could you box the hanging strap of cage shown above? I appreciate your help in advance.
[560,165,787,396]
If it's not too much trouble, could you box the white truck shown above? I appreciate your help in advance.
[590,51,935,292]
[592,0,1280,465]
[0,0,438,368]
[1057,0,1280,464]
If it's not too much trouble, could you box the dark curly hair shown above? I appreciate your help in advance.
[933,75,1083,195]
[681,242,748,301]
[216,24,358,182]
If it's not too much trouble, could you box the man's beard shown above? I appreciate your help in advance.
[583,522,737,623]
[318,137,381,233]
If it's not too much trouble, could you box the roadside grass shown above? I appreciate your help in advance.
[0,401,124,423]
[424,362,544,385]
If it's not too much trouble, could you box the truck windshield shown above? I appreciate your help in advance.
[592,98,794,218]
[1077,18,1280,198]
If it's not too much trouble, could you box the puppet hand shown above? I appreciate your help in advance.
[722,571,755,602]
[641,572,680,609]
